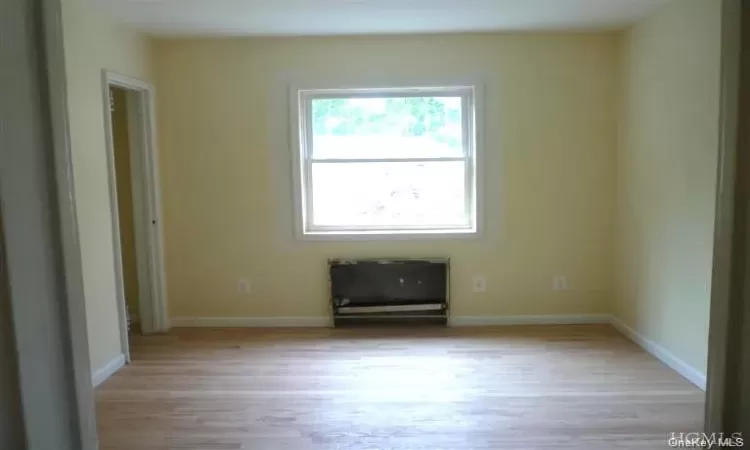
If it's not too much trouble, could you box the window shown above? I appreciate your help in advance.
[293,85,479,237]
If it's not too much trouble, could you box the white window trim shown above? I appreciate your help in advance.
[289,82,484,241]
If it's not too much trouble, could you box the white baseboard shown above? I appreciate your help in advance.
[171,315,608,328]
[169,316,331,328]
[449,314,611,326]
[610,316,706,390]
[92,354,125,387]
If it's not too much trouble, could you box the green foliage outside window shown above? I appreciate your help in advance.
[312,97,462,149]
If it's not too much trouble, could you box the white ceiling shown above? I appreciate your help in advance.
[96,0,670,37]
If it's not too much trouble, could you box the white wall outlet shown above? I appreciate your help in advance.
[552,275,569,291]
[472,275,487,293]
[237,278,252,294]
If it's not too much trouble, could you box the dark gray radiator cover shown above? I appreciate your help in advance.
[328,258,450,325]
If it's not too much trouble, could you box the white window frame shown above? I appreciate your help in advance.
[290,84,482,240]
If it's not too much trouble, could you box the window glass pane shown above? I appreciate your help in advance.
[311,96,464,159]
[311,161,468,228]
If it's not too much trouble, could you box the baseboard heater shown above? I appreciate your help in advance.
[329,258,450,326]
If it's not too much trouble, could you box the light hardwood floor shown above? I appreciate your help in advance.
[96,325,704,449]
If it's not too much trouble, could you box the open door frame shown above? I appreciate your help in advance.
[705,0,750,436]
[101,71,170,358]
[1,0,97,448]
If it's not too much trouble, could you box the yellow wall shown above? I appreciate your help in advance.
[61,0,151,372]
[111,88,140,320]
[57,0,722,382]
[153,34,619,319]
[614,0,722,375]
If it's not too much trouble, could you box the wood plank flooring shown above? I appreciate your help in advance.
[96,325,704,449]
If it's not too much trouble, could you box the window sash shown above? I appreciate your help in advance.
[301,87,474,160]
[297,86,477,234]
[308,160,471,230]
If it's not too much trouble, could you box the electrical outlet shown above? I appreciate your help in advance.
[237,278,252,294]
[552,275,569,291]
[472,275,487,293]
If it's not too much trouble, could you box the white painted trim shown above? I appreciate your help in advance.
[170,316,332,328]
[449,314,611,326]
[102,70,170,356]
[298,228,481,242]
[6,1,98,447]
[610,316,706,390]
[91,354,126,388]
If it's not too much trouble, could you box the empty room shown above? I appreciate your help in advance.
[54,0,724,448]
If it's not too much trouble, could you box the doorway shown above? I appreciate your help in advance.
[102,71,169,363]
[110,87,140,336]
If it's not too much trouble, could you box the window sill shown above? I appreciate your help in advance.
[298,228,480,241]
